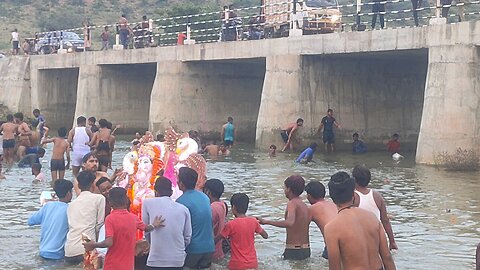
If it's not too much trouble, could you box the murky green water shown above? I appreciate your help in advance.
[1,141,478,269]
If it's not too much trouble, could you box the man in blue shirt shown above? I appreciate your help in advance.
[221,116,235,147]
[295,143,318,164]
[33,109,46,138]
[28,179,73,260]
[176,167,215,269]
[352,132,367,154]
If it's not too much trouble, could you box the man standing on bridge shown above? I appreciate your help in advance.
[316,109,341,153]
[118,14,130,49]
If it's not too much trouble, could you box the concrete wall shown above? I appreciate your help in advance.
[75,63,156,133]
[33,68,79,129]
[416,45,480,164]
[257,52,428,151]
[150,59,266,141]
[0,57,31,114]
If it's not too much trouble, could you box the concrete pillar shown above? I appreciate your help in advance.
[416,45,480,164]
[149,60,265,141]
[0,57,31,114]
[256,55,303,149]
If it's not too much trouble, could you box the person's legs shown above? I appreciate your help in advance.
[380,14,385,28]
[412,0,419,26]
[196,253,213,269]
[283,248,311,260]
[371,13,377,29]
[441,0,452,19]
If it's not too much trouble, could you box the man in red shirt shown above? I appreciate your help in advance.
[386,133,400,153]
[83,187,163,270]
[221,193,268,270]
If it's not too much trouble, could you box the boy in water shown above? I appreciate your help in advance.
[268,144,277,157]
[28,179,74,260]
[83,187,164,270]
[218,143,231,156]
[203,179,227,261]
[221,193,268,269]
[18,148,45,168]
[305,181,337,259]
[352,132,367,154]
[41,127,70,184]
[258,175,311,260]
[295,143,318,164]
[386,133,400,153]
[281,118,304,152]
[0,114,18,165]
[325,172,396,270]
[32,163,46,183]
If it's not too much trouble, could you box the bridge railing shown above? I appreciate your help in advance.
[32,0,480,53]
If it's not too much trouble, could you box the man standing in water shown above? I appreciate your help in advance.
[0,114,18,165]
[221,117,235,148]
[325,171,396,270]
[68,116,93,178]
[258,175,311,260]
[15,112,32,148]
[317,109,341,153]
[280,118,304,152]
[352,165,398,250]
[305,181,337,259]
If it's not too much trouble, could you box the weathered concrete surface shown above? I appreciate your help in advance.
[0,57,31,114]
[31,68,79,129]
[416,45,480,164]
[75,64,156,133]
[150,59,265,141]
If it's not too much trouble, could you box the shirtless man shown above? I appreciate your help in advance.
[258,175,311,260]
[0,114,18,165]
[352,165,398,250]
[218,143,230,156]
[203,141,219,157]
[68,116,93,178]
[14,112,32,148]
[281,118,304,152]
[325,172,396,270]
[305,181,337,259]
[88,117,99,133]
[41,127,70,184]
[89,119,112,172]
[73,152,108,195]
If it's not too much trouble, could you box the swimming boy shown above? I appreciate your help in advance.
[218,143,231,156]
[221,193,268,269]
[258,175,311,260]
[28,179,74,260]
[269,144,277,157]
[352,132,367,154]
[295,143,318,164]
[42,127,70,184]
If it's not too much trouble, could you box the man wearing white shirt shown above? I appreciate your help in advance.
[10,29,19,55]
[65,171,105,264]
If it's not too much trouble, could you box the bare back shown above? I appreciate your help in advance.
[325,207,395,270]
[309,200,337,235]
[282,123,296,132]
[1,123,18,140]
[286,198,311,245]
[52,137,69,159]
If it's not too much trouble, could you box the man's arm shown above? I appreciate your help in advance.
[86,128,93,140]
[83,237,113,251]
[316,123,324,135]
[67,129,74,145]
[375,191,397,250]
[41,138,55,144]
[259,201,296,228]
[183,210,192,247]
[65,143,71,169]
[89,133,98,147]
[27,207,45,226]
[324,223,342,270]
[378,222,396,270]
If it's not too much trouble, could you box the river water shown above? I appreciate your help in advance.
[1,141,478,269]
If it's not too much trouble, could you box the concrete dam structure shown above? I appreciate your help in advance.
[1,21,479,164]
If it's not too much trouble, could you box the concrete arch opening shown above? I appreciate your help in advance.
[36,68,79,130]
[303,49,429,151]
[75,63,157,133]
[150,58,266,142]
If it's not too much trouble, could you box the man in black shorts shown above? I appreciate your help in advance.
[317,109,341,153]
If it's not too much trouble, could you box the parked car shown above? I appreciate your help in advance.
[36,31,85,54]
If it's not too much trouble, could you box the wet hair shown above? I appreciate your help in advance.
[77,116,86,125]
[54,179,73,199]
[77,170,96,191]
[82,152,97,164]
[142,15,147,20]
[58,127,67,137]
[33,109,40,115]
[230,193,249,214]
[98,119,108,128]
[88,116,96,123]
[352,165,371,187]
[108,187,128,208]
[328,171,355,205]
[284,175,305,196]
[154,177,173,196]
[305,181,326,199]
[32,163,42,172]
[392,133,400,139]
[106,121,113,130]
[353,132,359,138]
[38,148,46,156]
[6,114,13,122]
[14,112,24,121]
[95,177,110,188]
[270,144,277,150]
[178,167,198,190]
[204,178,224,199]
[228,117,233,122]
[327,109,333,113]
[296,118,304,124]
[309,143,318,150]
